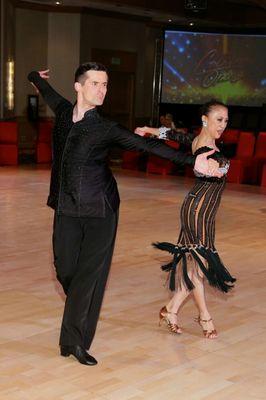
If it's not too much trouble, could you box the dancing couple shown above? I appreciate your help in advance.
[28,62,235,365]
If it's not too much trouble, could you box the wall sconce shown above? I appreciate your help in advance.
[6,59,14,111]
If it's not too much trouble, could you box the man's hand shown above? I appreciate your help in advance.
[30,69,50,94]
[194,150,223,178]
[38,69,50,79]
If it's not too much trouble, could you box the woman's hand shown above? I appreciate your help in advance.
[134,126,147,136]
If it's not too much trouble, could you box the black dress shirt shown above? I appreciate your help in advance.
[28,71,195,217]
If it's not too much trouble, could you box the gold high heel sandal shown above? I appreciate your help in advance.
[159,306,182,334]
[194,316,218,339]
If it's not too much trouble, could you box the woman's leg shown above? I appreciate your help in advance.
[162,267,217,338]
[162,281,191,332]
[166,285,190,314]
[191,271,217,338]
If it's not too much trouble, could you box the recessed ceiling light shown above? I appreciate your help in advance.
[168,19,172,22]
[55,1,61,5]
[189,22,194,26]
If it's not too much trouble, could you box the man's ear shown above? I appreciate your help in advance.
[74,81,81,92]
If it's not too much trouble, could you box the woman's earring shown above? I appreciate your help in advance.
[202,121,207,127]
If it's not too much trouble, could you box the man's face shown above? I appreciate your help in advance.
[76,70,108,108]
[159,114,173,128]
[164,115,173,128]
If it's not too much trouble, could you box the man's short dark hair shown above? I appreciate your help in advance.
[74,62,108,83]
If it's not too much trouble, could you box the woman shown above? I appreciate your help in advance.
[135,100,236,339]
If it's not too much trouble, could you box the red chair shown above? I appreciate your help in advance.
[0,121,18,165]
[167,140,180,150]
[221,128,240,144]
[185,164,195,178]
[226,159,245,184]
[250,132,266,184]
[261,164,266,187]
[254,132,266,158]
[218,128,240,158]
[121,151,140,170]
[146,140,180,175]
[227,131,255,184]
[36,121,53,163]
[146,155,173,175]
[235,131,256,159]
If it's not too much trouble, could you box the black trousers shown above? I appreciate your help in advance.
[52,207,118,350]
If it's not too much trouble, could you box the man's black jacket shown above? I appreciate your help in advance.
[28,71,195,218]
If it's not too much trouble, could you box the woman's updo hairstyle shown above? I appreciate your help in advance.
[199,99,227,118]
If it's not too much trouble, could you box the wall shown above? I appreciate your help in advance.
[80,12,161,120]
[14,7,160,121]
[14,8,80,157]
[1,0,16,119]
[47,12,80,116]
[15,8,48,117]
[15,9,80,117]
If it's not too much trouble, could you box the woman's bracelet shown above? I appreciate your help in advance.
[158,126,169,139]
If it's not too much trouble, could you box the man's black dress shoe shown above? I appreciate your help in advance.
[60,345,97,366]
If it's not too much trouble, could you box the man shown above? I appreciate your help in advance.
[159,112,176,130]
[28,62,220,366]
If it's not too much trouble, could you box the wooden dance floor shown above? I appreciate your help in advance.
[0,165,266,400]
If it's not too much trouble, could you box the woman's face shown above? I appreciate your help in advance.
[203,106,228,140]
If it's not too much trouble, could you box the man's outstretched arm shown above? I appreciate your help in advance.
[109,124,222,177]
[28,70,72,115]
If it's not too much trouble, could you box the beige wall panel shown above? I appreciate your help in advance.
[47,12,80,116]
[15,8,48,117]
[80,13,161,119]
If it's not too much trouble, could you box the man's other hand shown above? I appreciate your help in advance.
[194,150,223,178]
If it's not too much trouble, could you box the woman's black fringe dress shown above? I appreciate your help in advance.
[154,132,236,293]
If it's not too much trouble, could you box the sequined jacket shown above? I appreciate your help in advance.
[28,71,195,217]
